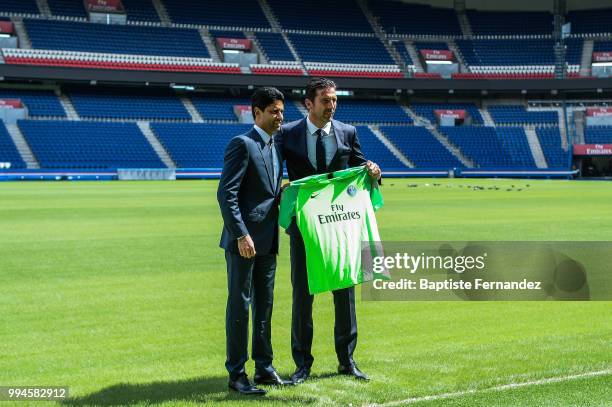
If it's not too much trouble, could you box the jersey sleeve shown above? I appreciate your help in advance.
[279,183,299,229]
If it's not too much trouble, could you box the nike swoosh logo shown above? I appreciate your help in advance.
[311,192,320,198]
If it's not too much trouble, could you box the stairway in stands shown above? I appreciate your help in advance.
[5,124,40,169]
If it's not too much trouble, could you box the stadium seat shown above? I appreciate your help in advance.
[67,87,191,120]
[150,123,252,168]
[333,100,413,124]
[381,126,464,168]
[488,105,558,126]
[267,0,372,33]
[18,120,165,169]
[411,103,484,125]
[0,123,27,169]
[440,126,536,168]
[0,89,65,117]
[368,1,462,36]
[163,0,269,28]
[536,127,569,168]
[354,126,407,170]
[24,19,211,58]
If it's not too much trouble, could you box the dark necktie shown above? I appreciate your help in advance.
[315,129,326,174]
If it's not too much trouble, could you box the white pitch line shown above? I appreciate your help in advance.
[365,368,612,407]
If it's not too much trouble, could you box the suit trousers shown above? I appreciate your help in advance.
[289,230,358,369]
[225,251,276,380]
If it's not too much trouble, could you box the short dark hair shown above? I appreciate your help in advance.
[251,87,284,119]
[305,77,336,103]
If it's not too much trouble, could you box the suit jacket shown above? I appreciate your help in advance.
[217,128,283,255]
[276,118,367,181]
[276,118,367,235]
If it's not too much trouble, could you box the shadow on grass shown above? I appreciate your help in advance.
[60,375,318,406]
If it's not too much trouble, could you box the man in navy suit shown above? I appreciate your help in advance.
[217,87,289,395]
[276,78,382,383]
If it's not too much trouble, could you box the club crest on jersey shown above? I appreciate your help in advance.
[347,185,357,197]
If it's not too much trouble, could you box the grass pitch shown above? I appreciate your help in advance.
[1,178,611,406]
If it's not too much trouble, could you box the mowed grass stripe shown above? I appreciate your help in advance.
[369,369,612,406]
[1,179,610,406]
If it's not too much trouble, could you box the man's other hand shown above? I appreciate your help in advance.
[366,160,382,180]
[238,234,256,258]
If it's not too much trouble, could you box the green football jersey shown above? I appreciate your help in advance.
[279,166,388,294]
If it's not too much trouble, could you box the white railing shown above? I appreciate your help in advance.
[1,48,240,68]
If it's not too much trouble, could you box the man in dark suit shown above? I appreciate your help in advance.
[217,87,289,395]
[276,78,382,383]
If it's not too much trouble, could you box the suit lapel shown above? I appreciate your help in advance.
[329,120,345,170]
[251,129,275,190]
[298,119,316,173]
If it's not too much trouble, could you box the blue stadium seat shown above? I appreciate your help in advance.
[47,0,87,18]
[0,123,26,169]
[584,126,612,144]
[536,127,568,168]
[163,0,269,28]
[440,126,526,168]
[68,88,190,120]
[151,123,252,168]
[354,126,406,170]
[368,1,462,36]
[567,8,612,35]
[466,10,553,36]
[255,32,295,62]
[411,103,483,125]
[593,41,612,52]
[189,94,301,123]
[267,0,372,33]
[190,95,251,121]
[289,34,394,65]
[456,39,583,67]
[494,127,536,167]
[0,89,65,118]
[24,19,210,58]
[0,0,39,15]
[333,100,412,124]
[18,120,165,169]
[209,30,246,39]
[392,41,414,66]
[122,0,160,23]
[283,101,304,122]
[488,106,558,125]
[413,42,449,52]
[382,126,463,168]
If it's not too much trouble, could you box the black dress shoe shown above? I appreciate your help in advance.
[228,374,267,395]
[338,363,369,381]
[254,369,293,386]
[290,366,311,384]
